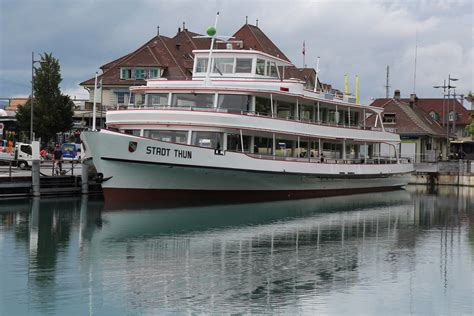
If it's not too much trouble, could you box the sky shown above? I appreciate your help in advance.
[0,0,472,105]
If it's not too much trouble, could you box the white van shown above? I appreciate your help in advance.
[14,143,33,169]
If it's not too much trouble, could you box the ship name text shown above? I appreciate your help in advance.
[146,146,192,159]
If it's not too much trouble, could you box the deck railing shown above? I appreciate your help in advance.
[125,105,369,130]
[239,152,408,165]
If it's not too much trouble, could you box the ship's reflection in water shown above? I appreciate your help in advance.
[0,188,473,315]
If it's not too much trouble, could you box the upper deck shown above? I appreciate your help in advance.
[131,49,366,111]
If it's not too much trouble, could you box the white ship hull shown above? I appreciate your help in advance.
[83,130,413,206]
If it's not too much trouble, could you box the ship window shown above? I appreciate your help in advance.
[256,59,266,75]
[144,130,188,144]
[320,107,328,123]
[121,129,140,136]
[171,93,214,108]
[322,142,343,159]
[266,61,278,78]
[300,104,314,121]
[192,131,223,149]
[148,93,168,106]
[195,58,208,73]
[131,93,145,105]
[255,97,272,116]
[275,139,292,157]
[328,110,339,124]
[213,58,234,74]
[276,101,294,119]
[343,110,359,126]
[254,136,273,155]
[227,133,251,152]
[217,94,250,112]
[235,58,252,73]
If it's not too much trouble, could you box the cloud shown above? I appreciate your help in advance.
[0,0,472,104]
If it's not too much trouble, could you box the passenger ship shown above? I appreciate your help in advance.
[82,48,414,205]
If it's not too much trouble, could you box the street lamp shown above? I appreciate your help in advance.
[435,75,459,160]
[434,80,448,158]
[448,75,458,136]
[31,52,44,143]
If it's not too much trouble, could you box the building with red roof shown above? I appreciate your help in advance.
[80,23,330,110]
[369,90,449,162]
[412,97,472,138]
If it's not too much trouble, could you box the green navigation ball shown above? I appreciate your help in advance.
[207,26,216,36]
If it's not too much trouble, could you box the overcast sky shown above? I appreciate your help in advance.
[0,0,472,105]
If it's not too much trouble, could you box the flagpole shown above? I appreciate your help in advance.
[92,72,98,131]
[205,12,220,86]
[302,41,305,68]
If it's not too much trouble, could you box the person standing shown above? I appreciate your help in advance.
[53,144,63,175]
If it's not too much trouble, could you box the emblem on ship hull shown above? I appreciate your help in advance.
[128,141,138,153]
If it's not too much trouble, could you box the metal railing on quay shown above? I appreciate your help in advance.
[39,160,81,177]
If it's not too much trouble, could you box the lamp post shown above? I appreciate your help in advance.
[448,75,458,135]
[435,75,458,159]
[31,52,43,143]
[434,80,448,159]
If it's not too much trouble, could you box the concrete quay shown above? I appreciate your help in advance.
[411,160,474,187]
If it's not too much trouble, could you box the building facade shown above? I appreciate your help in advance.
[370,91,448,162]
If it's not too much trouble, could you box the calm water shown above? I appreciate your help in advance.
[0,187,473,315]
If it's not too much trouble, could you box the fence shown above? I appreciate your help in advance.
[414,160,473,175]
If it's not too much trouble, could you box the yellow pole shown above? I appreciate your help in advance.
[355,75,359,104]
[344,74,349,95]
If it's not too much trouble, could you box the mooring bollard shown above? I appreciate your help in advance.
[32,159,40,197]
[81,162,89,195]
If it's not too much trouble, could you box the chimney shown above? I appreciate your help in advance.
[394,89,400,100]
[409,93,417,108]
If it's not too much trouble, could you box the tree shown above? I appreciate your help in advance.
[16,53,74,144]
[466,120,474,139]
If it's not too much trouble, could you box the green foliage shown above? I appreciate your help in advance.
[466,91,473,103]
[466,121,474,138]
[16,53,74,143]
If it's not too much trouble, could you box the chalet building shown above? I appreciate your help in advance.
[370,90,448,162]
[80,23,328,110]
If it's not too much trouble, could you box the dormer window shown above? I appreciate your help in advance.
[383,113,396,123]
[120,67,161,80]
[429,111,440,121]
[448,111,457,122]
